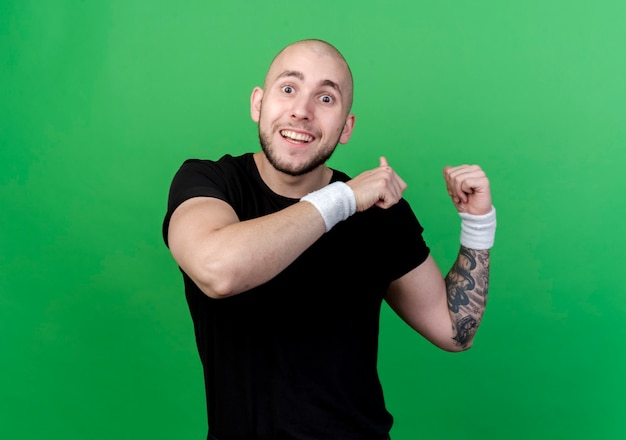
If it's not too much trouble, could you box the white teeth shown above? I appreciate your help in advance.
[280,130,313,142]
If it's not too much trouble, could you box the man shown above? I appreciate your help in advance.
[163,38,496,440]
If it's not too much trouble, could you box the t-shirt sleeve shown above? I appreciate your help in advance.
[162,159,229,247]
[384,199,431,281]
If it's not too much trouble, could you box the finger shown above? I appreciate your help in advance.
[443,166,464,203]
[379,156,388,168]
[377,169,407,209]
[446,165,485,184]
[442,166,457,201]
[460,176,484,194]
[443,165,492,213]
[385,162,407,198]
[444,166,477,186]
[444,165,485,192]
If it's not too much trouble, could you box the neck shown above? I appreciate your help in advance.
[253,152,332,199]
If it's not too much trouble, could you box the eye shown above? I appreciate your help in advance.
[281,85,295,94]
[319,94,334,104]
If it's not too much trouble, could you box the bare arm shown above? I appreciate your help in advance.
[386,248,490,351]
[168,197,325,298]
[386,164,494,351]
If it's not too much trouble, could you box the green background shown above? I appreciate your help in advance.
[2,1,624,439]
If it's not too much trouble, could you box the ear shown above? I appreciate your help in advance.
[339,113,356,144]
[250,87,263,122]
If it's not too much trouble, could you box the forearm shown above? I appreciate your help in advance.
[444,246,490,349]
[204,202,325,295]
[171,199,326,299]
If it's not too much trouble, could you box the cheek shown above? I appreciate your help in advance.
[259,104,282,124]
[257,107,272,127]
[330,117,348,137]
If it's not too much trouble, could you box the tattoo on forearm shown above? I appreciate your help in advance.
[445,247,490,348]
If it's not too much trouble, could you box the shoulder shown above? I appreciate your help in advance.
[169,153,258,194]
[163,153,256,245]
[176,153,252,176]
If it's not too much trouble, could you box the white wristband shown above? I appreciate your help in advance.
[459,206,497,250]
[300,181,357,232]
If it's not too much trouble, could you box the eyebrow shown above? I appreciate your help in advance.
[277,70,304,81]
[276,70,342,95]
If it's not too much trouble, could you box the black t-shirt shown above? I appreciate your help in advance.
[163,153,430,440]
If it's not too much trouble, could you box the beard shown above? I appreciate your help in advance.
[258,131,336,176]
[257,117,343,177]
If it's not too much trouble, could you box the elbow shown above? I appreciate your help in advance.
[191,259,244,299]
[435,337,475,353]
[442,317,481,352]
[196,278,236,299]
[171,238,249,299]
[444,341,473,353]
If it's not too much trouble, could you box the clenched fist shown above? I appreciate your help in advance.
[443,165,492,215]
[347,157,407,212]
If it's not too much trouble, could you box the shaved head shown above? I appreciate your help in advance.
[264,39,354,111]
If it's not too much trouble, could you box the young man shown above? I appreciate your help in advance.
[163,39,496,440]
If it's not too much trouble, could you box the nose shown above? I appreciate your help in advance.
[290,95,313,121]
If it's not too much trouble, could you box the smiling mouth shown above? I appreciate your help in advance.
[280,129,314,144]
